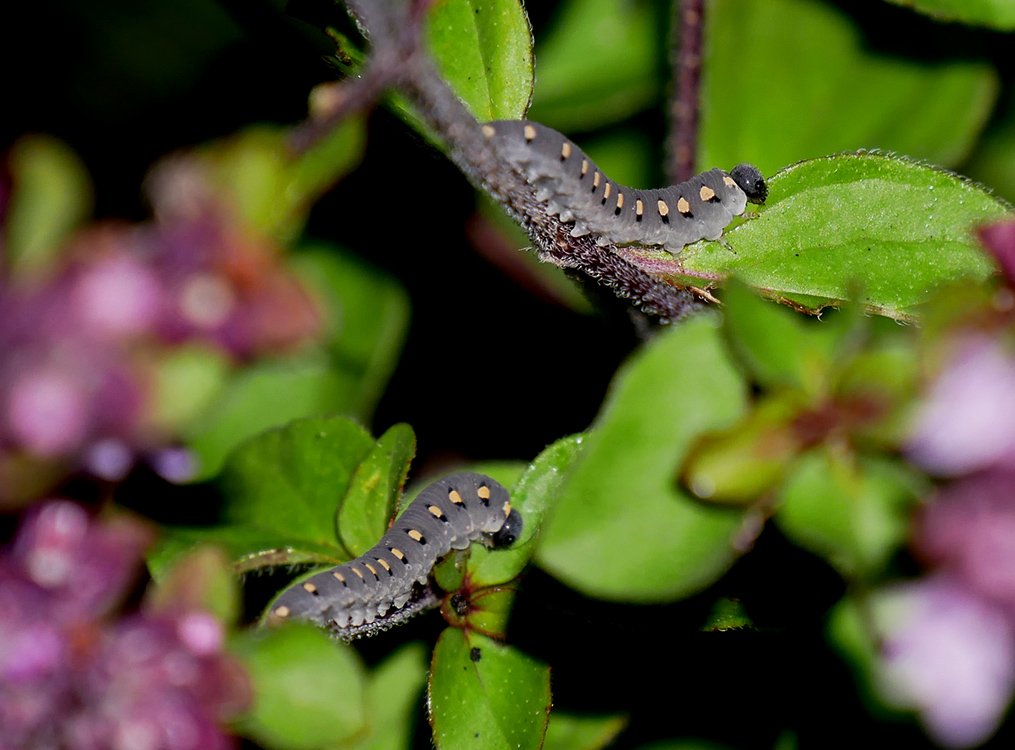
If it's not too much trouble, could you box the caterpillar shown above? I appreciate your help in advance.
[265,472,521,640]
[482,120,767,254]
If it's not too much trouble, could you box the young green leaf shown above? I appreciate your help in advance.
[884,0,1015,30]
[544,712,627,750]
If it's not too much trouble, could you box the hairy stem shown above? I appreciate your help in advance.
[669,0,705,184]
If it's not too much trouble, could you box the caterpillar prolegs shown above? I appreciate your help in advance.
[265,473,521,640]
[481,120,767,254]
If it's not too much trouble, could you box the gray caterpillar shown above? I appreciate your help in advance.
[482,120,767,254]
[266,472,521,639]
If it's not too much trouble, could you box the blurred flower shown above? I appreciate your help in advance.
[875,575,1015,748]
[907,335,1015,476]
[978,219,1015,291]
[0,501,250,749]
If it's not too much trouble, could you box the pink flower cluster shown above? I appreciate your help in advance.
[0,163,320,498]
[0,501,250,750]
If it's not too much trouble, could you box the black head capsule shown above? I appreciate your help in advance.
[730,163,767,204]
[491,508,523,548]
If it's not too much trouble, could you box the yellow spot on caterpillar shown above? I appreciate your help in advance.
[603,183,612,200]
[580,159,589,177]
[477,485,491,500]
[561,142,572,159]
[617,193,625,209]
[428,505,445,519]
[593,172,601,189]
[523,124,537,141]
[657,199,670,217]
[449,489,463,504]
[302,582,317,594]
[363,562,378,578]
[350,566,365,579]
[333,572,346,584]
[723,175,736,187]
[376,558,391,572]
[274,605,290,618]
[699,185,716,201]
[481,124,496,139]
[503,501,512,517]
[636,199,644,217]
[677,197,692,214]
[407,529,424,542]
[390,548,406,560]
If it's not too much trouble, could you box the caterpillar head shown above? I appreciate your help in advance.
[730,164,768,204]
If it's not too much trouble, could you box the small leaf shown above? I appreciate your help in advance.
[536,317,749,602]
[676,153,1010,319]
[429,628,550,750]
[544,712,627,750]
[233,625,366,750]
[353,643,428,750]
[5,135,92,281]
[338,423,416,556]
[426,0,534,121]
[885,0,1015,29]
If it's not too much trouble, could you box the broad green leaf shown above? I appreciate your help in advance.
[426,0,534,121]
[528,0,662,130]
[147,345,230,433]
[776,450,921,577]
[673,153,1010,320]
[233,625,366,750]
[5,136,92,281]
[536,317,748,602]
[220,415,374,549]
[469,434,586,587]
[429,629,550,750]
[544,712,627,750]
[701,0,998,175]
[885,0,1015,29]
[354,643,428,750]
[338,423,416,556]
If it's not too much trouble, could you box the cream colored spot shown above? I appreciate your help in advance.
[561,142,572,159]
[350,566,365,579]
[635,199,644,217]
[503,501,512,517]
[523,124,537,141]
[723,175,736,187]
[677,197,691,214]
[617,193,625,209]
[428,505,444,519]
[333,571,346,584]
[449,489,464,504]
[699,185,717,201]
[593,172,601,189]
[364,562,378,577]
[482,124,496,138]
[581,159,589,176]
[376,558,391,572]
[657,199,670,217]
[390,548,406,560]
[603,183,612,200]
[477,485,491,500]
[274,605,290,618]
[407,529,424,542]
[302,582,317,594]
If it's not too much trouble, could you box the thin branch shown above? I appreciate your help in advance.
[669,0,705,184]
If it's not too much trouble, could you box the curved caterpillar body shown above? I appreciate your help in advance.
[482,120,767,254]
[266,473,521,639]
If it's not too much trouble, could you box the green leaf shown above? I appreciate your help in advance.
[544,712,627,750]
[469,434,586,587]
[352,643,429,750]
[220,415,375,549]
[884,0,1015,29]
[536,317,749,602]
[701,0,998,175]
[233,625,366,750]
[426,0,534,121]
[338,423,416,556]
[528,0,662,131]
[5,135,92,281]
[675,153,1010,320]
[147,345,231,433]
[776,450,922,577]
[429,629,550,750]
[144,545,240,624]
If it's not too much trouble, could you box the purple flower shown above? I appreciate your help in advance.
[875,575,1015,748]
[0,502,250,749]
[907,336,1015,476]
